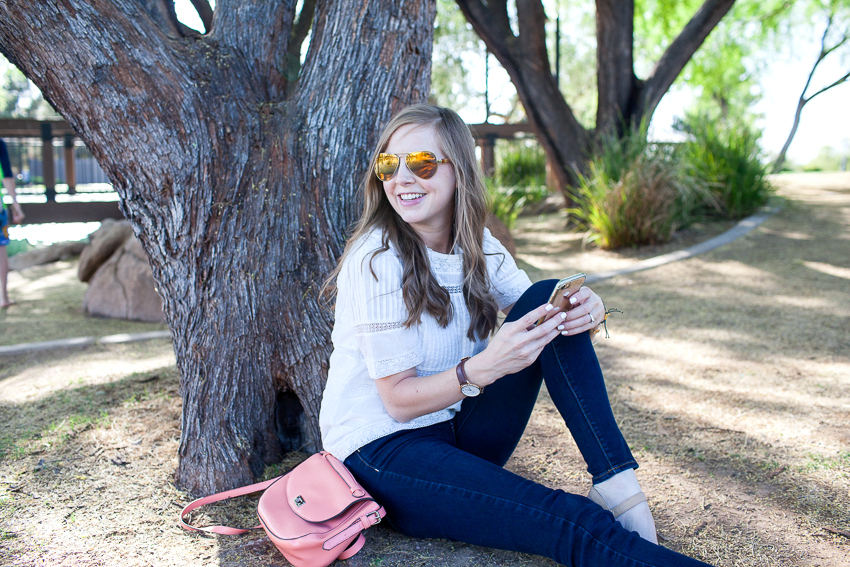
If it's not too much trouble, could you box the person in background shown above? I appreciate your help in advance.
[1,138,25,308]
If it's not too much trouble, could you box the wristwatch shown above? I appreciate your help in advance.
[456,356,482,397]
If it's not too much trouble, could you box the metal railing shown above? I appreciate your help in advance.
[0,118,113,201]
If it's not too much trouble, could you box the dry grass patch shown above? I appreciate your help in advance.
[1,172,848,566]
[2,260,167,346]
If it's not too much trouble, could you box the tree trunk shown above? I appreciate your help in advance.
[595,0,636,139]
[772,98,806,174]
[456,0,735,192]
[457,0,591,192]
[0,0,436,495]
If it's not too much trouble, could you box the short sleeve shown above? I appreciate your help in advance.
[338,238,423,379]
[483,228,532,311]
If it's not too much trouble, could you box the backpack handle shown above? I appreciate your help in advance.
[179,476,280,535]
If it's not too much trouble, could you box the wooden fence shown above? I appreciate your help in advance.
[0,118,538,224]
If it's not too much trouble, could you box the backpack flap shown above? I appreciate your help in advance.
[285,452,371,523]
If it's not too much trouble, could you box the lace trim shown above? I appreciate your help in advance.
[428,253,463,273]
[443,285,463,294]
[354,321,404,334]
[369,350,422,379]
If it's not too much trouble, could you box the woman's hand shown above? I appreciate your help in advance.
[558,286,604,336]
[467,303,566,386]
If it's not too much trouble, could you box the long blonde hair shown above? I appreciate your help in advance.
[325,104,498,341]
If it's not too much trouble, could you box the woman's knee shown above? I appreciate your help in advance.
[506,279,558,322]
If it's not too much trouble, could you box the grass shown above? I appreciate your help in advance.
[0,172,848,566]
[2,259,168,346]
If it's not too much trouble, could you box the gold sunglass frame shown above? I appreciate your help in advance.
[374,151,451,181]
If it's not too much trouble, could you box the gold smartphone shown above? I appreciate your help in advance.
[535,273,586,326]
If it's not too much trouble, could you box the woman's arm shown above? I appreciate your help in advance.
[375,303,566,423]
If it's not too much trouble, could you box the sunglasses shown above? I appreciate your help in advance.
[374,151,451,181]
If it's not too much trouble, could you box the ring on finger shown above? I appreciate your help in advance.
[589,313,594,324]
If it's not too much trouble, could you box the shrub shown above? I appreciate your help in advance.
[496,144,547,188]
[570,127,708,249]
[485,178,548,229]
[679,114,773,219]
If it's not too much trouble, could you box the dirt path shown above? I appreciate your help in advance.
[1,172,848,566]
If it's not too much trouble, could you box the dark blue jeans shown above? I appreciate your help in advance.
[345,280,712,566]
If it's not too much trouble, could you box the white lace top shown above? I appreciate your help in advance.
[319,227,532,461]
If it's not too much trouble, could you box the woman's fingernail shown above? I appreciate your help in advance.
[569,296,578,304]
[545,304,553,311]
[560,312,567,319]
[561,330,569,335]
[557,325,565,330]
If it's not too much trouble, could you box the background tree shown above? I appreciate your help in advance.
[0,0,436,495]
[431,0,524,122]
[635,0,791,122]
[771,0,850,172]
[455,0,738,191]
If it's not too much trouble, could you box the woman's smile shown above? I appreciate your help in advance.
[382,123,456,252]
[398,192,426,202]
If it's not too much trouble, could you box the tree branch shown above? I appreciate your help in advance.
[135,0,183,38]
[0,0,196,199]
[516,0,550,75]
[454,0,515,63]
[639,0,736,121]
[806,69,850,102]
[189,0,214,32]
[212,0,298,101]
[457,0,590,190]
[771,14,849,173]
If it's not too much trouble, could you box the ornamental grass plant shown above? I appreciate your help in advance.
[678,113,773,219]
[487,143,549,229]
[570,126,709,249]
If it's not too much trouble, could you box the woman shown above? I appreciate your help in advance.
[320,104,711,566]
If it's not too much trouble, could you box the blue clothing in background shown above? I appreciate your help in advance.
[0,139,11,213]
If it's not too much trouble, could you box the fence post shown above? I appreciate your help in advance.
[40,122,56,201]
[64,133,77,195]
[479,133,496,178]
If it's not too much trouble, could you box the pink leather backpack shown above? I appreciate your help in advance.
[180,451,385,567]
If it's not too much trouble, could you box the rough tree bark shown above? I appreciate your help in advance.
[0,0,436,496]
[455,0,736,191]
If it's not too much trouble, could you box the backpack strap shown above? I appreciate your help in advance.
[180,477,280,535]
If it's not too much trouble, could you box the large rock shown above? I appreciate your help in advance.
[8,241,87,271]
[82,237,165,323]
[78,219,135,282]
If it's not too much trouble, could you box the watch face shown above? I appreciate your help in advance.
[461,384,481,397]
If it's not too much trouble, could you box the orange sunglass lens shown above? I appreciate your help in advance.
[375,154,400,181]
[406,152,438,179]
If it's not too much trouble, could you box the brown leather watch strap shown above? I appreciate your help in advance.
[456,356,471,387]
